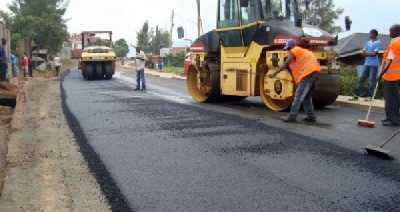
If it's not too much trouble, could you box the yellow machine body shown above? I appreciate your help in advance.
[183,0,347,111]
[80,46,116,79]
[79,31,116,80]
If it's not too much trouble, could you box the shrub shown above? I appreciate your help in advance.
[165,51,185,67]
[339,64,384,99]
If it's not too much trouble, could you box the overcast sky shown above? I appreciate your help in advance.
[1,0,399,47]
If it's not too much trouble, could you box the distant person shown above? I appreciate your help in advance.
[380,24,400,126]
[348,29,381,102]
[53,54,61,76]
[134,47,146,91]
[85,38,92,47]
[267,39,321,123]
[21,52,29,77]
[0,38,8,82]
[158,58,163,72]
[10,50,19,77]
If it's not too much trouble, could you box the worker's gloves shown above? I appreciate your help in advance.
[267,72,277,78]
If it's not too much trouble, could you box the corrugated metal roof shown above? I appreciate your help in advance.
[337,33,392,56]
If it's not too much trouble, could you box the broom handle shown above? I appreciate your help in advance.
[380,129,400,148]
[364,82,379,120]
[365,63,386,120]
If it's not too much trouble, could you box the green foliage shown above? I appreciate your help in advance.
[136,21,170,54]
[339,64,384,99]
[297,0,344,34]
[150,25,170,55]
[162,66,183,74]
[136,20,152,53]
[165,51,185,67]
[0,0,70,56]
[113,38,129,57]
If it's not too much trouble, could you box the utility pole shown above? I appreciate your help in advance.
[196,0,201,38]
[169,9,174,53]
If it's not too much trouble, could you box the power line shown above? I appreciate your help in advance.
[174,13,197,25]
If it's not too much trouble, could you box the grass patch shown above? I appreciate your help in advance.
[161,66,183,74]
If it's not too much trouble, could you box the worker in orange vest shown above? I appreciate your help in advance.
[381,24,400,126]
[267,39,321,123]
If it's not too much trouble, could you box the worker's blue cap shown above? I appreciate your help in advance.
[283,39,296,50]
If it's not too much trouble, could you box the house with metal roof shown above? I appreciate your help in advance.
[337,33,392,66]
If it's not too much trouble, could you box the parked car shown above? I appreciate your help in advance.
[184,53,190,74]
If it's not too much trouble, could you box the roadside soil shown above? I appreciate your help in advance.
[0,62,111,211]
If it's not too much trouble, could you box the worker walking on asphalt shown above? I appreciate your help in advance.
[381,24,400,126]
[267,39,321,123]
[134,47,147,91]
[348,29,381,102]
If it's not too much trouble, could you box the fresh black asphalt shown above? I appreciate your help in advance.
[61,68,400,212]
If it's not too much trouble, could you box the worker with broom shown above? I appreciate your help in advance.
[267,39,321,123]
[381,24,400,126]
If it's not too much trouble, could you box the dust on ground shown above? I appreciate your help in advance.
[0,63,111,211]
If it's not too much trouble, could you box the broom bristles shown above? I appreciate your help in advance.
[357,119,375,128]
[365,145,392,159]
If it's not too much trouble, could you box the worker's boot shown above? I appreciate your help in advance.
[302,116,316,122]
[348,96,359,101]
[281,116,297,123]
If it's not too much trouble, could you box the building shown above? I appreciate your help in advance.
[61,33,101,59]
[337,33,392,66]
[171,47,187,54]
[66,33,101,50]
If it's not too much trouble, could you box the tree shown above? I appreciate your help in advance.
[150,25,170,55]
[297,0,344,34]
[113,38,129,57]
[136,21,170,55]
[0,0,70,56]
[136,20,153,53]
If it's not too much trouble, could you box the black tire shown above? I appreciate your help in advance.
[105,63,112,79]
[86,64,93,81]
[96,63,103,79]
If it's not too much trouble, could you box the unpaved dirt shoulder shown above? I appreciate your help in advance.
[0,77,110,212]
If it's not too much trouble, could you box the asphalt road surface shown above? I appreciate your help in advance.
[62,67,400,212]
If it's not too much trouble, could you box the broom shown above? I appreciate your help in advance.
[357,82,379,128]
[365,128,400,158]
[357,62,390,128]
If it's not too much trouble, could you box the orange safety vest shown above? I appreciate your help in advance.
[383,37,400,81]
[289,46,321,84]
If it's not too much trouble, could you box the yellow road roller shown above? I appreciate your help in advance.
[178,0,352,111]
[80,31,116,80]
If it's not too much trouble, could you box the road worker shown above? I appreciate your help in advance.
[381,24,400,126]
[267,39,321,123]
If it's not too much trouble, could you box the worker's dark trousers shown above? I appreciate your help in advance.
[384,80,400,125]
[0,63,7,82]
[289,72,318,119]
